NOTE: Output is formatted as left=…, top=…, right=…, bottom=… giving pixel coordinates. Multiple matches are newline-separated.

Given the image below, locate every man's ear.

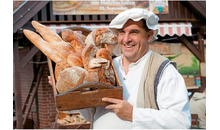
left=147, top=30, right=154, bottom=42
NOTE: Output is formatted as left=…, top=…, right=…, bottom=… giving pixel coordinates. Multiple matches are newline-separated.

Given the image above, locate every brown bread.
left=56, top=66, right=88, bottom=93
left=23, top=29, right=63, bottom=63
left=55, top=59, right=71, bottom=81
left=67, top=53, right=83, bottom=67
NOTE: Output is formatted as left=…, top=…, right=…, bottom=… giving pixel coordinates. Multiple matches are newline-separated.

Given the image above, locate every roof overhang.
left=44, top=22, right=192, bottom=37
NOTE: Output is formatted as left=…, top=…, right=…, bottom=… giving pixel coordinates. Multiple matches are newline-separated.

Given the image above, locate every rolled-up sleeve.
left=132, top=65, right=191, bottom=129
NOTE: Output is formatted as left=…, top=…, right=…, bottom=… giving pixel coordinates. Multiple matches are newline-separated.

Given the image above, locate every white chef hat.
left=109, top=8, right=159, bottom=42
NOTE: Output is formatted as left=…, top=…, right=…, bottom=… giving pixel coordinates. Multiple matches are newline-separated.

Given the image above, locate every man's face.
left=117, top=19, right=152, bottom=62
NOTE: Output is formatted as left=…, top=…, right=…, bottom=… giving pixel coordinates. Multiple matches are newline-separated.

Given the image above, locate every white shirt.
left=79, top=50, right=191, bottom=129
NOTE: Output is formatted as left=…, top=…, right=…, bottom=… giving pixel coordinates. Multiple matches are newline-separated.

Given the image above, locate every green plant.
left=167, top=54, right=180, bottom=60
left=178, top=54, right=200, bottom=76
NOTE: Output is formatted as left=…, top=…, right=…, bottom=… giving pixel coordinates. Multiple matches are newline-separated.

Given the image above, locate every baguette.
left=23, top=29, right=63, bottom=63
left=31, top=20, right=68, bottom=47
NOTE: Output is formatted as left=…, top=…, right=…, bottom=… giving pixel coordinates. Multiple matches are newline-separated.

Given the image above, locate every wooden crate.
left=48, top=27, right=123, bottom=111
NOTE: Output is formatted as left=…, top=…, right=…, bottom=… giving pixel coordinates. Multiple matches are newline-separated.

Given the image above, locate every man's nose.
left=122, top=33, right=131, bottom=43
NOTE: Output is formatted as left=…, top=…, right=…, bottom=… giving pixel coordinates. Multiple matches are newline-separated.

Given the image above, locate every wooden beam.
left=177, top=35, right=203, bottom=62
left=22, top=61, right=46, bottom=126
left=19, top=46, right=39, bottom=71
left=13, top=1, right=49, bottom=33
left=197, top=33, right=205, bottom=62
left=13, top=40, right=23, bottom=129
left=187, top=1, right=206, bottom=18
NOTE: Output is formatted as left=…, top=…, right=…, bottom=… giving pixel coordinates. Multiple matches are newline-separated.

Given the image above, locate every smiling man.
left=79, top=8, right=191, bottom=129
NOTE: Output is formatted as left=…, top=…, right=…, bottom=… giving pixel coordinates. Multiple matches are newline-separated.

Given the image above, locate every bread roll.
left=61, top=29, right=77, bottom=43
left=56, top=66, right=88, bottom=93
left=96, top=48, right=112, bottom=61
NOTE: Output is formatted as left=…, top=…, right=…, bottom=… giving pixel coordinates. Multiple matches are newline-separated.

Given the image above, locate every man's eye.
left=118, top=30, right=125, bottom=34
left=131, top=30, right=139, bottom=34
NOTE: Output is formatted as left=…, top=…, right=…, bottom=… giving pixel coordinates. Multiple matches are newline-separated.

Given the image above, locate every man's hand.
left=48, top=76, right=52, bottom=86
left=102, top=97, right=133, bottom=121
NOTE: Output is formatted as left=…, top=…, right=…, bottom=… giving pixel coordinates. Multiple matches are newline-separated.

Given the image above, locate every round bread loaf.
left=55, top=59, right=71, bottom=81
left=56, top=66, right=88, bottom=93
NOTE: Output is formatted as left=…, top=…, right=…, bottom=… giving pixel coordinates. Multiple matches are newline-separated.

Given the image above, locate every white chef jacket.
left=79, top=50, right=191, bottom=129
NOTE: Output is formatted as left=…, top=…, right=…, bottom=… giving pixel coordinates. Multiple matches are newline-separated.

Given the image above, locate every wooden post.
left=197, top=33, right=206, bottom=92
left=13, top=39, right=23, bottom=129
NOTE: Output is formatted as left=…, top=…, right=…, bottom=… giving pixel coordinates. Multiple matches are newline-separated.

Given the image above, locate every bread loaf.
left=31, top=21, right=69, bottom=47
left=61, top=29, right=86, bottom=42
left=96, top=48, right=116, bottom=86
left=76, top=33, right=86, bottom=42
left=81, top=44, right=98, bottom=70
left=96, top=48, right=112, bottom=61
left=88, top=68, right=99, bottom=82
left=23, top=29, right=63, bottom=63
left=24, top=21, right=118, bottom=90
left=67, top=53, right=83, bottom=67
left=55, top=59, right=71, bottom=81
left=56, top=66, right=88, bottom=93
left=70, top=39, right=85, bottom=55
left=61, top=29, right=77, bottom=43
left=57, top=45, right=75, bottom=59
left=85, top=28, right=117, bottom=48
left=61, top=28, right=86, bottom=55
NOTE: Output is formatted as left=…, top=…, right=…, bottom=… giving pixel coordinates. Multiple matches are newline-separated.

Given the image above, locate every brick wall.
left=16, top=47, right=56, bottom=129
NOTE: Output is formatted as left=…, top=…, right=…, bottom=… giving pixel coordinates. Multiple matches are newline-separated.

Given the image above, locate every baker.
left=78, top=8, right=191, bottom=129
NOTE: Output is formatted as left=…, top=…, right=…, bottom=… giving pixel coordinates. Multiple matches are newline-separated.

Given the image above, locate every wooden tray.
left=47, top=27, right=123, bottom=111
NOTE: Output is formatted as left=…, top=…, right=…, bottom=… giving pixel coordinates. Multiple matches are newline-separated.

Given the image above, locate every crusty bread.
left=95, top=28, right=109, bottom=47
left=55, top=59, right=71, bottom=81
left=96, top=48, right=116, bottom=86
left=57, top=45, right=75, bottom=59
left=88, top=68, right=99, bottom=82
left=56, top=66, right=88, bottom=93
left=61, top=29, right=77, bottom=43
left=31, top=20, right=68, bottom=47
left=76, top=33, right=86, bottom=42
left=24, top=21, right=118, bottom=89
left=81, top=44, right=98, bottom=70
left=70, top=39, right=85, bottom=55
left=23, top=29, right=63, bottom=63
left=85, top=28, right=117, bottom=48
left=96, top=48, right=112, bottom=61
left=61, top=28, right=85, bottom=55
left=67, top=53, right=83, bottom=67
left=61, top=29, right=86, bottom=42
